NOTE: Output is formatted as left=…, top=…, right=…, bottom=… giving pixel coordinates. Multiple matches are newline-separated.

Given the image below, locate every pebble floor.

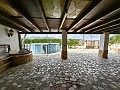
left=0, top=49, right=120, bottom=90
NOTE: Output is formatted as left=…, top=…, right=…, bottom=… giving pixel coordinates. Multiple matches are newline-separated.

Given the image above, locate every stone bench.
left=0, top=57, right=12, bottom=72
left=0, top=53, right=33, bottom=72
left=10, top=53, right=33, bottom=66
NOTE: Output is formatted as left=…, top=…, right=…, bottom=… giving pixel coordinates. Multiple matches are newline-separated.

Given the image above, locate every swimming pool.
left=30, top=43, right=60, bottom=54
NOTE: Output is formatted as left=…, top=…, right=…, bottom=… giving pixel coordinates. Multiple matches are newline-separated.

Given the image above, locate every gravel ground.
left=0, top=49, right=120, bottom=90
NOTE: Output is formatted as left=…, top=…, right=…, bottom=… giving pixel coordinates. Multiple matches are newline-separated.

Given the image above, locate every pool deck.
left=0, top=49, right=120, bottom=90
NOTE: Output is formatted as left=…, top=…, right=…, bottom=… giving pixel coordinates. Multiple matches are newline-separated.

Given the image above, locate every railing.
left=22, top=44, right=31, bottom=51
left=22, top=43, right=60, bottom=54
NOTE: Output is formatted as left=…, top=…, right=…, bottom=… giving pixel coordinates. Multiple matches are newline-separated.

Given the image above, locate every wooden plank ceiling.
left=0, top=0, right=120, bottom=34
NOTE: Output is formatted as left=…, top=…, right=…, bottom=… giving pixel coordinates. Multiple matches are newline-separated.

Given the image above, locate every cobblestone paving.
left=0, top=49, right=120, bottom=90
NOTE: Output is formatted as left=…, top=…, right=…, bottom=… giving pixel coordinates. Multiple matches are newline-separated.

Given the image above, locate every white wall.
left=0, top=24, right=19, bottom=52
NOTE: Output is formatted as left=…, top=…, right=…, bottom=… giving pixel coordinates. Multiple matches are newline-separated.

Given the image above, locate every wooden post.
left=61, top=30, right=67, bottom=59
left=18, top=32, right=22, bottom=50
left=98, top=32, right=109, bottom=59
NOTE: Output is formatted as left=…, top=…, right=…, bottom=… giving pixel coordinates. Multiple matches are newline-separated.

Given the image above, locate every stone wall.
left=0, top=24, right=19, bottom=52
left=0, top=24, right=20, bottom=59
left=11, top=53, right=33, bottom=66
left=0, top=57, right=12, bottom=72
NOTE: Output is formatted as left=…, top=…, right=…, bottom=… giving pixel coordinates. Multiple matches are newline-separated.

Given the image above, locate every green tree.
left=68, top=39, right=80, bottom=48
left=24, top=39, right=31, bottom=44
left=110, top=35, right=120, bottom=44
left=24, top=38, right=61, bottom=44
left=23, top=38, right=81, bottom=49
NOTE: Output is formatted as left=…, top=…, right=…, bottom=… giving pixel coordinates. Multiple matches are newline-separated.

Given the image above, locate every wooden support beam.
left=6, top=0, right=42, bottom=32
left=19, top=32, right=103, bottom=34
left=61, top=30, right=67, bottom=59
left=109, top=27, right=120, bottom=34
left=18, top=32, right=22, bottom=50
left=0, top=20, right=26, bottom=32
left=86, top=18, right=120, bottom=33
left=58, top=0, right=72, bottom=32
left=36, top=0, right=51, bottom=32
left=93, top=23, right=120, bottom=33
left=77, top=8, right=120, bottom=33
left=72, top=0, right=120, bottom=32
left=0, top=11, right=32, bottom=32
left=0, top=13, right=28, bottom=32
left=102, top=27, right=120, bottom=33
left=67, top=0, right=101, bottom=32
left=98, top=32, right=109, bottom=59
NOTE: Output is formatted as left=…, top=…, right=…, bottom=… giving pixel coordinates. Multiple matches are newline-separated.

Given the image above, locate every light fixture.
left=8, top=29, right=14, bottom=37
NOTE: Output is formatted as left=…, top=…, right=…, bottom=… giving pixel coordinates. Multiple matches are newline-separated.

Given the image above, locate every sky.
left=21, top=34, right=115, bottom=40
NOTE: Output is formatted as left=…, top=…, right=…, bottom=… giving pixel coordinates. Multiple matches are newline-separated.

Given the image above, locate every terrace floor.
left=0, top=49, right=120, bottom=90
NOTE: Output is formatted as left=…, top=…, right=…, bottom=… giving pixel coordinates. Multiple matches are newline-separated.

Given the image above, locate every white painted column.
left=98, top=32, right=109, bottom=59
left=61, top=30, right=67, bottom=59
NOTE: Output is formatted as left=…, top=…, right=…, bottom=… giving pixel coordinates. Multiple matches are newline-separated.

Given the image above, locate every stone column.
left=61, top=30, right=67, bottom=59
left=98, top=32, right=109, bottom=59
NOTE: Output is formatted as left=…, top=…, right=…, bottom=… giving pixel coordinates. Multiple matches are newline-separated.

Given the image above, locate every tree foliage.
left=68, top=39, right=80, bottom=48
left=23, top=38, right=81, bottom=48
left=110, top=35, right=120, bottom=44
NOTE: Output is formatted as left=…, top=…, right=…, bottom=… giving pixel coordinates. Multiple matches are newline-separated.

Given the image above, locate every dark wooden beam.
left=111, top=32, right=120, bottom=34
left=73, top=0, right=120, bottom=32
left=67, top=0, right=101, bottom=31
left=0, top=13, right=29, bottom=32
left=58, top=0, right=72, bottom=32
left=93, top=23, right=120, bottom=33
left=36, top=0, right=51, bottom=32
left=109, top=28, right=120, bottom=34
left=0, top=18, right=27, bottom=32
left=0, top=11, right=33, bottom=32
left=86, top=18, right=120, bottom=33
left=18, top=32, right=22, bottom=50
left=77, top=8, right=120, bottom=33
left=87, top=25, right=120, bottom=34
left=6, top=0, right=42, bottom=32
left=104, top=27, right=120, bottom=33
left=19, top=32, right=102, bottom=34
left=100, top=27, right=120, bottom=33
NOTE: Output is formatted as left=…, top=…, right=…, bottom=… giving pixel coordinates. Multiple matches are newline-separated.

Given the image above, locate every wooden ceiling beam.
left=6, top=0, right=42, bottom=32
left=101, top=26, right=120, bottom=33
left=67, top=0, right=101, bottom=32
left=103, top=27, right=120, bottom=33
left=109, top=28, right=120, bottom=34
left=86, top=18, right=120, bottom=33
left=93, top=23, right=120, bottom=33
left=36, top=0, right=51, bottom=32
left=0, top=11, right=29, bottom=32
left=85, top=24, right=120, bottom=34
left=0, top=18, right=27, bottom=32
left=19, top=32, right=102, bottom=34
left=0, top=11, right=33, bottom=32
left=77, top=8, right=120, bottom=33
left=58, top=0, right=72, bottom=32
left=72, top=0, right=120, bottom=32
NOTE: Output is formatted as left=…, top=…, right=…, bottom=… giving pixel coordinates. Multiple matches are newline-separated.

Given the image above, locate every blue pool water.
left=30, top=43, right=60, bottom=54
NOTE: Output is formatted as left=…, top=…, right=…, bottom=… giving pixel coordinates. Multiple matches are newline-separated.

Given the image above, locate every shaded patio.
left=0, top=0, right=120, bottom=90
left=0, top=49, right=120, bottom=90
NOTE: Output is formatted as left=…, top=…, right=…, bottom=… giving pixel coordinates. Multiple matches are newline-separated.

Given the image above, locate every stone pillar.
left=98, top=32, right=109, bottom=59
left=61, top=30, right=67, bottom=59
